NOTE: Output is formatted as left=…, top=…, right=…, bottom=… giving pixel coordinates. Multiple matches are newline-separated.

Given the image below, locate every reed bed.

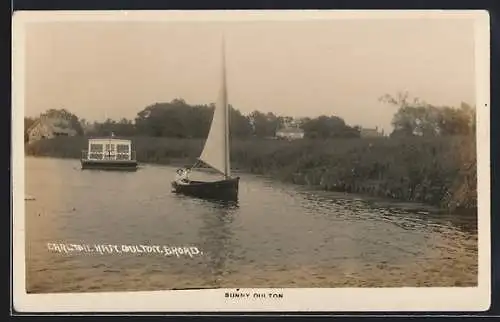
left=25, top=135, right=477, bottom=214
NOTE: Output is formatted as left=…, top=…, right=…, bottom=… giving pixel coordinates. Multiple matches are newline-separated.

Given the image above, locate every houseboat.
left=81, top=136, right=138, bottom=171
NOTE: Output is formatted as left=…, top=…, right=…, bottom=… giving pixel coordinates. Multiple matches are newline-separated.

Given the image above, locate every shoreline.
left=24, top=134, right=477, bottom=218
left=29, top=154, right=478, bottom=228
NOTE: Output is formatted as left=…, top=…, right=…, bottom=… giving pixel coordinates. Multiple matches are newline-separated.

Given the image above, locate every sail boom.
left=195, top=158, right=226, bottom=176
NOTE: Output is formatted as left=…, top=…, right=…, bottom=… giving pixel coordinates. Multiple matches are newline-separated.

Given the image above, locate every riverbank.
left=25, top=135, right=477, bottom=214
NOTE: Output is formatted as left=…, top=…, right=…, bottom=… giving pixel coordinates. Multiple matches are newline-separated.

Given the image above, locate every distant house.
left=360, top=126, right=384, bottom=138
left=27, top=115, right=77, bottom=143
left=276, top=127, right=305, bottom=140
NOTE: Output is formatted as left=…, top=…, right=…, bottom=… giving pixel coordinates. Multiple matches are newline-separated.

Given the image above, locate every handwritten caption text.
left=47, top=243, right=203, bottom=257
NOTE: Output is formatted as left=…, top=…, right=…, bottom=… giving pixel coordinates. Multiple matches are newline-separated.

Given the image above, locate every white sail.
left=198, top=38, right=230, bottom=177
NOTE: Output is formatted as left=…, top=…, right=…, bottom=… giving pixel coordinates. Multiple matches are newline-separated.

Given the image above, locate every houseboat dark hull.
left=81, top=159, right=138, bottom=171
left=171, top=177, right=239, bottom=202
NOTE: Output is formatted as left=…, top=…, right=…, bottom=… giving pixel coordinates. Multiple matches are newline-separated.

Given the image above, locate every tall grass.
left=25, top=135, right=477, bottom=213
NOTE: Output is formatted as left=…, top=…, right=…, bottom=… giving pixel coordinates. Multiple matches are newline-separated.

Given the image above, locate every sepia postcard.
left=12, top=10, right=490, bottom=313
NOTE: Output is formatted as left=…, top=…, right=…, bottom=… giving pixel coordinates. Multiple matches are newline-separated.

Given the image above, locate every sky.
left=22, top=12, right=477, bottom=133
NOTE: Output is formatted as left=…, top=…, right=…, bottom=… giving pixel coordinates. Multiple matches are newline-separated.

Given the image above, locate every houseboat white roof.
left=276, top=127, right=304, bottom=133
left=88, top=137, right=133, bottom=144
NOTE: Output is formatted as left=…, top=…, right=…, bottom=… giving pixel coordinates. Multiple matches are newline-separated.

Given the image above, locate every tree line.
left=24, top=93, right=475, bottom=142
left=84, top=98, right=363, bottom=139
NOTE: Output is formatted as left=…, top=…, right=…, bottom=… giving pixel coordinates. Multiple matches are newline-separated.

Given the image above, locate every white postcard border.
left=12, top=10, right=491, bottom=313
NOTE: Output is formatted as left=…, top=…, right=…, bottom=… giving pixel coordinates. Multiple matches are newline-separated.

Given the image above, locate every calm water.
left=24, top=157, right=478, bottom=293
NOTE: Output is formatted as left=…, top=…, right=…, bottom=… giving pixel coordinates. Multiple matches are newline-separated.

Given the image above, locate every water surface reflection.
left=24, top=157, right=478, bottom=292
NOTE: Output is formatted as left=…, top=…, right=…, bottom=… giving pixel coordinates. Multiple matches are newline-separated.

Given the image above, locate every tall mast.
left=222, top=36, right=230, bottom=178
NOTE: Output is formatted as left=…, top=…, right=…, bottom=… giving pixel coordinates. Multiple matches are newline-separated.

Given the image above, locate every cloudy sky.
left=21, top=11, right=477, bottom=133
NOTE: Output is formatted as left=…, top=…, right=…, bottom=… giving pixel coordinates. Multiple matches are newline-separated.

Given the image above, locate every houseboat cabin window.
left=116, top=144, right=129, bottom=153
left=89, top=143, right=104, bottom=160
left=116, top=144, right=131, bottom=160
left=86, top=140, right=133, bottom=161
left=90, top=144, right=103, bottom=152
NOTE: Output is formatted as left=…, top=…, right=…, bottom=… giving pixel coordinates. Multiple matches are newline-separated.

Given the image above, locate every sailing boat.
left=171, top=39, right=240, bottom=202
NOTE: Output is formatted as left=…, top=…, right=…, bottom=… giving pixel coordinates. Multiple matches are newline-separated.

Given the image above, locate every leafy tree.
left=229, top=105, right=253, bottom=138
left=90, top=118, right=136, bottom=137
left=43, top=108, right=84, bottom=135
left=301, top=115, right=360, bottom=139
left=134, top=99, right=253, bottom=139
left=248, top=110, right=278, bottom=137
left=380, top=92, right=475, bottom=137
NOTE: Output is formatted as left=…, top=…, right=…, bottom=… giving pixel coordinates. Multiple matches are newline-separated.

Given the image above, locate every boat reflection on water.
left=196, top=199, right=239, bottom=287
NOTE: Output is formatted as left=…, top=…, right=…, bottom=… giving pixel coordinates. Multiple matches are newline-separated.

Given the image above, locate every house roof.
left=27, top=116, right=77, bottom=135
left=276, top=127, right=304, bottom=134
left=360, top=128, right=378, bottom=133
left=26, top=119, right=41, bottom=133
left=360, top=128, right=383, bottom=134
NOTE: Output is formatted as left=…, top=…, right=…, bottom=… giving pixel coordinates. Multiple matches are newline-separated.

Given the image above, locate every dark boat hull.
left=81, top=159, right=138, bottom=171
left=171, top=177, right=240, bottom=202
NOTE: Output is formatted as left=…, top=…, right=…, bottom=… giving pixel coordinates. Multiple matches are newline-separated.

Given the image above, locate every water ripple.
left=24, top=157, right=478, bottom=292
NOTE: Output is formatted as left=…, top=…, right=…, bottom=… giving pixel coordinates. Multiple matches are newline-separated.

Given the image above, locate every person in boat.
left=175, top=168, right=191, bottom=183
